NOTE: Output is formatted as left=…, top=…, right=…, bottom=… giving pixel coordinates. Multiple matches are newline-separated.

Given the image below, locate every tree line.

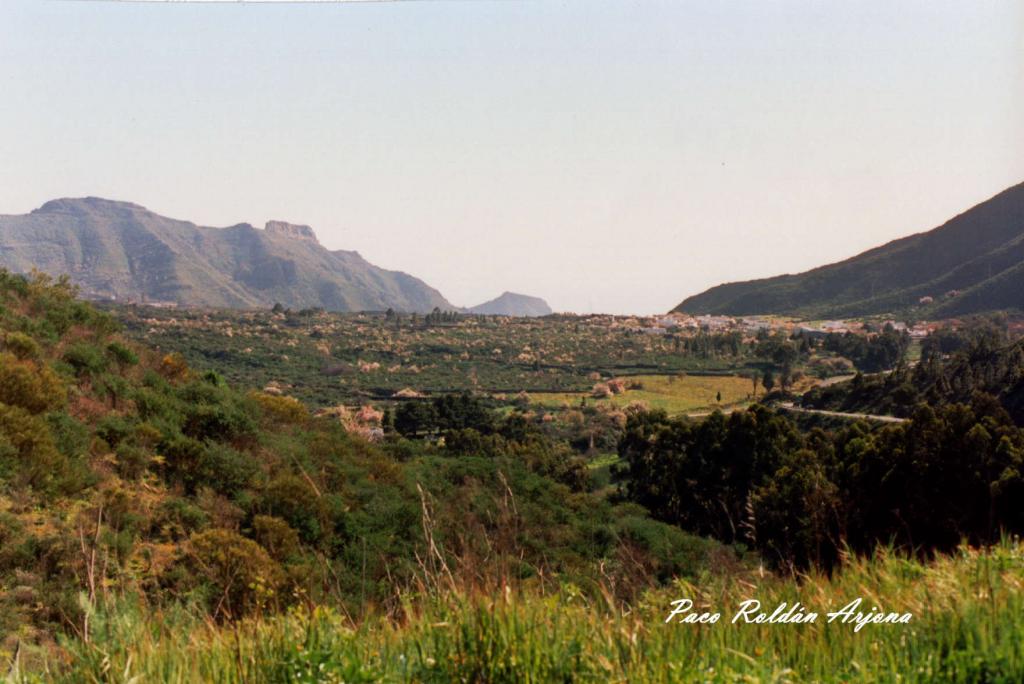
left=614, top=397, right=1024, bottom=571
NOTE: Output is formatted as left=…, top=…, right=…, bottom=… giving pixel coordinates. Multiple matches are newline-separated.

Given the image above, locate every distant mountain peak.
left=466, top=291, right=552, bottom=317
left=264, top=220, right=318, bottom=244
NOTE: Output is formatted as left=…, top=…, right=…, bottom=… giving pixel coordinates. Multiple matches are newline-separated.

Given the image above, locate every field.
left=110, top=305, right=754, bottom=407
left=37, top=540, right=1024, bottom=683
left=530, top=373, right=754, bottom=416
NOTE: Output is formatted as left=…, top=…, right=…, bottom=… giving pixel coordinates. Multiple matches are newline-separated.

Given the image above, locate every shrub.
left=106, top=341, right=139, bottom=367
left=151, top=498, right=209, bottom=541
left=198, top=443, right=261, bottom=496
left=252, top=515, right=301, bottom=562
left=0, top=403, right=65, bottom=490
left=183, top=402, right=256, bottom=444
left=158, top=353, right=190, bottom=383
left=185, top=529, right=284, bottom=619
left=262, top=475, right=328, bottom=545
left=132, top=386, right=180, bottom=422
left=62, top=343, right=109, bottom=378
left=95, top=414, right=135, bottom=450
left=116, top=442, right=151, bottom=480
left=202, top=370, right=226, bottom=387
left=251, top=392, right=307, bottom=426
left=0, top=353, right=66, bottom=414
left=160, top=435, right=206, bottom=492
left=3, top=331, right=40, bottom=360
left=46, top=411, right=90, bottom=459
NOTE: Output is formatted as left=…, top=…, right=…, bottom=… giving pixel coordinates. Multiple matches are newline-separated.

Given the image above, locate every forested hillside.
left=803, top=320, right=1024, bottom=424
left=0, top=270, right=718, bottom=674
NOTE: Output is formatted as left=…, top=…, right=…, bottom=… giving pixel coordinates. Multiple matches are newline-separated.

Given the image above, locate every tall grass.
left=11, top=541, right=1024, bottom=683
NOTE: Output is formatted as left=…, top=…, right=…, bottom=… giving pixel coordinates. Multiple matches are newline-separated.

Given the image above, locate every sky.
left=1, top=1, right=1022, bottom=315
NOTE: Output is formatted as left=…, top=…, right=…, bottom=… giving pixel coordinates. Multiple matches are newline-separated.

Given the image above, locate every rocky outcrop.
left=264, top=220, right=318, bottom=243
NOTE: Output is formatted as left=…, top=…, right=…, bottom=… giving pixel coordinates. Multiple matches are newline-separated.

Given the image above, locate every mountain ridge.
left=0, top=197, right=455, bottom=313
left=673, top=182, right=1024, bottom=318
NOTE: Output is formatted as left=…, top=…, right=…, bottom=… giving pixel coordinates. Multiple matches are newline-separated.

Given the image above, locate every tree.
left=394, top=400, right=439, bottom=437
left=762, top=369, right=775, bottom=393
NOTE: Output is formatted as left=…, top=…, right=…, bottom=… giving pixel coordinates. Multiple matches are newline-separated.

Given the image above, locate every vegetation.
left=16, top=540, right=1024, bottom=682
left=820, top=325, right=910, bottom=373
left=616, top=400, right=1024, bottom=571
left=111, top=305, right=764, bottom=407
left=529, top=373, right=753, bottom=416
left=2, top=270, right=1024, bottom=680
left=804, top=317, right=1024, bottom=424
left=0, top=271, right=719, bottom=675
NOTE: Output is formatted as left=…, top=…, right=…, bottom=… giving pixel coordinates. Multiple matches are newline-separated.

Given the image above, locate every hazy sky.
left=1, top=1, right=1022, bottom=314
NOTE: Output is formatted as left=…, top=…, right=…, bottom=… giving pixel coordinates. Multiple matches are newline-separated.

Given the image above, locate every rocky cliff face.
left=0, top=197, right=456, bottom=313
left=264, top=220, right=319, bottom=243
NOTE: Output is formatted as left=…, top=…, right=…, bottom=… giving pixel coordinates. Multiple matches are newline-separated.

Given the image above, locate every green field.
left=530, top=373, right=754, bottom=415
left=110, top=306, right=751, bottom=407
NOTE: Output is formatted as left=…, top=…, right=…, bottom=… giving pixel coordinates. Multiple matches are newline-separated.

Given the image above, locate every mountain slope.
left=674, top=182, right=1024, bottom=318
left=0, top=197, right=456, bottom=312
left=466, top=291, right=552, bottom=316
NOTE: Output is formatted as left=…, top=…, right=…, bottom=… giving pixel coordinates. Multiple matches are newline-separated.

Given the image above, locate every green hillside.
left=674, top=182, right=1024, bottom=318
left=3, top=270, right=1024, bottom=680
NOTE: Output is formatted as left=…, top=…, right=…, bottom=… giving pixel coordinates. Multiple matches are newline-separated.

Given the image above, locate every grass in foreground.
left=15, top=540, right=1024, bottom=683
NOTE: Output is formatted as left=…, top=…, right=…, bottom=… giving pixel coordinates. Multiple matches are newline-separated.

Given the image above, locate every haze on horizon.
left=1, top=1, right=1022, bottom=315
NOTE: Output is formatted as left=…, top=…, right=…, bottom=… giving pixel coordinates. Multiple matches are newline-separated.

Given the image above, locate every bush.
left=251, top=392, right=307, bottom=426
left=95, top=414, right=135, bottom=449
left=132, top=386, right=180, bottom=422
left=198, top=443, right=261, bottom=496
left=4, top=331, right=40, bottom=360
left=252, top=515, right=301, bottom=562
left=46, top=411, right=90, bottom=459
left=116, top=442, right=151, bottom=480
left=158, top=353, right=190, bottom=382
left=0, top=353, right=66, bottom=414
left=160, top=435, right=205, bottom=492
left=0, top=403, right=65, bottom=490
left=106, top=341, right=139, bottom=367
left=183, top=402, right=257, bottom=444
left=185, top=529, right=284, bottom=619
left=262, top=475, right=328, bottom=545
left=62, top=343, right=109, bottom=378
left=152, top=498, right=209, bottom=541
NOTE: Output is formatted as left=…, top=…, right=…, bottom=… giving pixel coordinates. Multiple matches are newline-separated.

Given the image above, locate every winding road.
left=776, top=402, right=907, bottom=423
